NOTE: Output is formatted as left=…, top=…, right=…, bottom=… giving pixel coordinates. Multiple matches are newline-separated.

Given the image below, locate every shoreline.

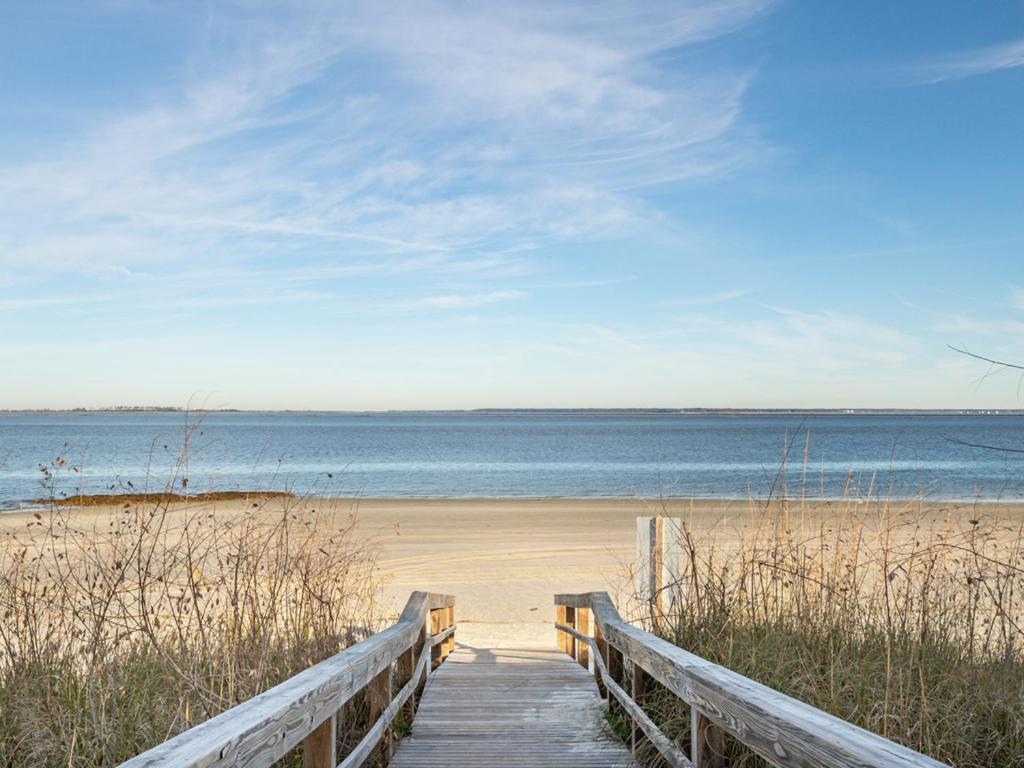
left=5, top=408, right=1024, bottom=414
left=5, top=492, right=1024, bottom=514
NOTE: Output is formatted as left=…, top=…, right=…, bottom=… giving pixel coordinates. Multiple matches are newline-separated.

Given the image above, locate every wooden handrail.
left=120, top=591, right=456, bottom=768
left=555, top=592, right=950, bottom=768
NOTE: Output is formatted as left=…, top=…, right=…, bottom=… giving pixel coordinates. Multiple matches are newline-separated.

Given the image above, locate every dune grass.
left=0, top=463, right=380, bottom=767
left=631, top=494, right=1024, bottom=767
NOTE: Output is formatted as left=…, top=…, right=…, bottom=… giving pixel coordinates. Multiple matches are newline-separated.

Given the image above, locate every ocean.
left=0, top=411, right=1022, bottom=507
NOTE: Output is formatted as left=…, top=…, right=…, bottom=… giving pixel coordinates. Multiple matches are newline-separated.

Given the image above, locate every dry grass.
left=0, top=459, right=380, bottom=767
left=631, top=494, right=1024, bottom=767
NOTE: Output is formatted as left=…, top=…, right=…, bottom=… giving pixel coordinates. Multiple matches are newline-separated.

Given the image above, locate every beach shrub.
left=631, top=495, right=1024, bottom=767
left=0, top=475, right=380, bottom=767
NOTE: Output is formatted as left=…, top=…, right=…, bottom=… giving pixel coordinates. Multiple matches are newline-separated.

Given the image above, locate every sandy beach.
left=3, top=495, right=1015, bottom=648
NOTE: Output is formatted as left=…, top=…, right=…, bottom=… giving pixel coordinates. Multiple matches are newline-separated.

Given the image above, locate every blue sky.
left=1, top=1, right=1022, bottom=409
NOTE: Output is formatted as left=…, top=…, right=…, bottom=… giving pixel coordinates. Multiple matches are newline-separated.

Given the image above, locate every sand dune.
left=2, top=495, right=1011, bottom=648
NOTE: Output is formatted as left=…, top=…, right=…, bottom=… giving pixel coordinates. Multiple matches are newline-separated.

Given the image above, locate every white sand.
left=3, top=496, right=1008, bottom=648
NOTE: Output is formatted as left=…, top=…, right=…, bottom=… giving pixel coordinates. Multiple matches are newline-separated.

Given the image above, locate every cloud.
left=666, top=289, right=749, bottom=307
left=1, top=0, right=771, bottom=294
left=934, top=312, right=1024, bottom=338
left=903, top=37, right=1024, bottom=84
left=1011, top=284, right=1024, bottom=311
left=407, top=290, right=528, bottom=310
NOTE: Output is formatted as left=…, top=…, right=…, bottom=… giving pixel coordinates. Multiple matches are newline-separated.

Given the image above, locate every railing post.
left=416, top=611, right=430, bottom=701
left=397, top=641, right=416, bottom=723
left=369, top=664, right=393, bottom=762
left=565, top=606, right=577, bottom=660
left=576, top=607, right=590, bottom=669
left=593, top=620, right=607, bottom=698
left=430, top=608, right=442, bottom=668
left=443, top=605, right=455, bottom=660
left=446, top=605, right=456, bottom=658
left=691, top=708, right=727, bottom=768
left=556, top=604, right=567, bottom=651
left=630, top=659, right=648, bottom=756
left=302, top=713, right=336, bottom=768
left=607, top=643, right=624, bottom=716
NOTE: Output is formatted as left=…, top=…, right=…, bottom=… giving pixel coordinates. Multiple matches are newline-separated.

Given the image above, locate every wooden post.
left=593, top=621, right=607, bottom=697
left=607, top=644, right=624, bottom=716
left=416, top=612, right=430, bottom=702
left=430, top=608, right=442, bottom=668
left=302, top=713, right=336, bottom=768
left=565, top=606, right=577, bottom=660
left=444, top=606, right=455, bottom=659
left=397, top=642, right=415, bottom=723
left=369, top=665, right=393, bottom=762
left=630, top=660, right=648, bottom=756
left=576, top=607, right=590, bottom=669
left=636, top=516, right=682, bottom=631
left=556, top=604, right=567, bottom=652
left=691, top=708, right=727, bottom=768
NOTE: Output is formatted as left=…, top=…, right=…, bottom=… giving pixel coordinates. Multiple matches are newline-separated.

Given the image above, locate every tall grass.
left=632, top=493, right=1024, bottom=767
left=0, top=458, right=380, bottom=767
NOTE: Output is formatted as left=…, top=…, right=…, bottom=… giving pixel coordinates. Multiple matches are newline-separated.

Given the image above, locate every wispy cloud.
left=934, top=312, right=1024, bottom=338
left=665, top=289, right=749, bottom=307
left=1, top=1, right=771, bottom=295
left=1011, top=284, right=1024, bottom=311
left=903, top=37, right=1024, bottom=84
left=406, top=290, right=528, bottom=310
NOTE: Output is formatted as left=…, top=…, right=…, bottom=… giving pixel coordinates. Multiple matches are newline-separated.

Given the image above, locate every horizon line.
left=2, top=407, right=1023, bottom=415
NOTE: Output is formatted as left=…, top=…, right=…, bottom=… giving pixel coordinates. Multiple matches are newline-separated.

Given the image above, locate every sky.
left=0, top=1, right=1022, bottom=410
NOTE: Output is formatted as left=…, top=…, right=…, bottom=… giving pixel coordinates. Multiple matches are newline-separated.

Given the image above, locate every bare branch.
left=948, top=345, right=1024, bottom=371
left=942, top=435, right=1024, bottom=454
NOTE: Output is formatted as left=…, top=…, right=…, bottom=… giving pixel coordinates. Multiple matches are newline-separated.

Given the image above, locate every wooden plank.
left=430, top=623, right=456, bottom=648
left=662, top=517, right=683, bottom=618
left=630, top=659, right=645, bottom=756
left=592, top=645, right=691, bottom=768
left=119, top=591, right=453, bottom=768
left=566, top=606, right=577, bottom=661
left=577, top=607, right=591, bottom=669
left=397, top=645, right=415, bottom=725
left=443, top=606, right=455, bottom=659
left=594, top=622, right=608, bottom=698
left=368, top=664, right=393, bottom=762
left=430, top=609, right=442, bottom=668
left=301, top=713, right=335, bottom=768
left=556, top=593, right=950, bottom=768
left=692, top=708, right=726, bottom=768
left=339, top=638, right=430, bottom=768
left=390, top=646, right=633, bottom=768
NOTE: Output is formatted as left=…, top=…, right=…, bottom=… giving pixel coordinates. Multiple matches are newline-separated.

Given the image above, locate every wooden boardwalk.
left=390, top=645, right=634, bottom=768
left=120, top=590, right=949, bottom=768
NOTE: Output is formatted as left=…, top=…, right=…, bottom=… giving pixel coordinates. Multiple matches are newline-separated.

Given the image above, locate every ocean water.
left=0, top=411, right=1022, bottom=506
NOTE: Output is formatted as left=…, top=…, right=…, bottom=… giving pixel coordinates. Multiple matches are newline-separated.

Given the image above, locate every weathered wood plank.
left=692, top=707, right=726, bottom=768
left=301, top=713, right=335, bottom=768
left=390, top=646, right=634, bottom=768
left=555, top=593, right=949, bottom=768
left=592, top=643, right=692, bottom=768
left=368, top=663, right=393, bottom=762
left=119, top=591, right=453, bottom=768
left=339, top=638, right=431, bottom=768
left=577, top=607, right=591, bottom=670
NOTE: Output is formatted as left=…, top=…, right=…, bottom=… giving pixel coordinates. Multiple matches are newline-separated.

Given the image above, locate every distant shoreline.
left=6, top=492, right=1024, bottom=514
left=3, top=408, right=1024, bottom=415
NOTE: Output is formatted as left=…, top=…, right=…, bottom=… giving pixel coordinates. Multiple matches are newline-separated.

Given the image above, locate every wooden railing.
left=121, top=592, right=455, bottom=768
left=555, top=592, right=949, bottom=768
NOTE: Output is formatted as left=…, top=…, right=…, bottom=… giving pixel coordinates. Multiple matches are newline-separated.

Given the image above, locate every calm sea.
left=0, top=411, right=1022, bottom=507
